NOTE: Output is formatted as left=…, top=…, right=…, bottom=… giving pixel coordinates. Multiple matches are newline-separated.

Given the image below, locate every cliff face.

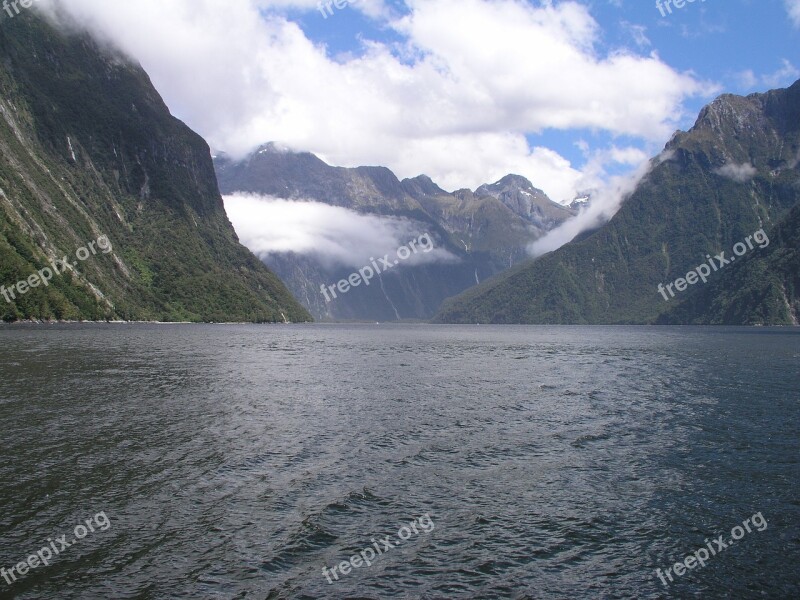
left=0, top=13, right=310, bottom=322
left=435, top=81, right=800, bottom=324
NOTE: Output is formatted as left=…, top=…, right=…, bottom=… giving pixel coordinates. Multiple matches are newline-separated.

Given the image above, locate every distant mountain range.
left=215, top=147, right=573, bottom=320
left=0, top=14, right=310, bottom=322
left=436, top=81, right=800, bottom=325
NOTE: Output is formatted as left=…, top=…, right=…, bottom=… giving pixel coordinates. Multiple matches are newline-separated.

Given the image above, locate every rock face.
left=475, top=175, right=573, bottom=231
left=435, top=80, right=800, bottom=325
left=0, top=13, right=310, bottom=322
left=215, top=147, right=574, bottom=321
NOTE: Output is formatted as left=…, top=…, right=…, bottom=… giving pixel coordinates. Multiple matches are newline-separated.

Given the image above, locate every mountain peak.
left=474, top=174, right=573, bottom=226
left=401, top=174, right=447, bottom=198
left=255, top=141, right=294, bottom=154
left=476, top=174, right=540, bottom=196
left=689, top=79, right=800, bottom=142
left=0, top=15, right=310, bottom=323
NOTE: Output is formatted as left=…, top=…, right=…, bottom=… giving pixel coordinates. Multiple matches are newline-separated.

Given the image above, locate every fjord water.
left=0, top=325, right=797, bottom=599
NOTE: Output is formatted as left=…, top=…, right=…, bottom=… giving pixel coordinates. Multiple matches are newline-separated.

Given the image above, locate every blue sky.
left=47, top=0, right=800, bottom=202
left=295, top=0, right=799, bottom=172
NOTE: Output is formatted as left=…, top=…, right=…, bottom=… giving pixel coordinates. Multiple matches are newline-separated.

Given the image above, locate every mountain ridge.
left=215, top=147, right=574, bottom=321
left=435, top=80, right=800, bottom=325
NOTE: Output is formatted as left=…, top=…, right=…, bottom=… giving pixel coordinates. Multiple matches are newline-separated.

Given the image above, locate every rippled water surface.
left=0, top=324, right=798, bottom=599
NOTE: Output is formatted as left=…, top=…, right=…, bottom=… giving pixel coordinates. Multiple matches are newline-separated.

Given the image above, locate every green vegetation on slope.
left=659, top=203, right=800, bottom=325
left=0, top=13, right=310, bottom=322
left=435, top=81, right=800, bottom=325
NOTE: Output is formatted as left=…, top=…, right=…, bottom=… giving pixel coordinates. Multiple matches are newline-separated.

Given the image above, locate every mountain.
left=475, top=174, right=572, bottom=230
left=0, top=13, right=310, bottom=322
left=214, top=146, right=573, bottom=321
left=569, top=195, right=591, bottom=211
left=658, top=202, right=799, bottom=325
left=435, top=81, right=800, bottom=324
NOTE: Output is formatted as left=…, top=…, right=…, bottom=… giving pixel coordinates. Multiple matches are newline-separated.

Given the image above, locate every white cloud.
left=385, top=132, right=585, bottom=202
left=620, top=21, right=651, bottom=48
left=714, top=162, right=758, bottom=183
left=761, top=59, right=800, bottom=88
left=734, top=59, right=799, bottom=91
left=735, top=69, right=760, bottom=90
left=35, top=0, right=715, bottom=203
left=786, top=0, right=800, bottom=27
left=223, top=193, right=457, bottom=267
left=528, top=152, right=655, bottom=257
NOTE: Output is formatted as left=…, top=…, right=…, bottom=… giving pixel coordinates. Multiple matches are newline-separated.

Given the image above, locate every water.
left=0, top=324, right=798, bottom=599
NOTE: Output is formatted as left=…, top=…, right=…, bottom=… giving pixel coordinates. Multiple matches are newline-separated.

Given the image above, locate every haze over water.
left=0, top=324, right=798, bottom=598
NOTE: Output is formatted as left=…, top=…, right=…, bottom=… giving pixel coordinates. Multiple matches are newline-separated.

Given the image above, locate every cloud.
left=389, top=133, right=586, bottom=203
left=620, top=21, right=651, bottom=48
left=761, top=59, right=800, bottom=88
left=786, top=0, right=800, bottom=27
left=737, top=59, right=800, bottom=91
left=34, top=0, right=714, bottom=203
left=222, top=193, right=457, bottom=267
left=735, top=70, right=759, bottom=90
left=714, top=162, right=758, bottom=183
left=527, top=152, right=655, bottom=258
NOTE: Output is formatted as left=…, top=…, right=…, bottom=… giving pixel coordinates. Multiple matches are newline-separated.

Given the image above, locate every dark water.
left=0, top=324, right=798, bottom=599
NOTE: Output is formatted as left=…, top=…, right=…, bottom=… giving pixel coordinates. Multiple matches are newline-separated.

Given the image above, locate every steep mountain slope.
left=215, top=146, right=573, bottom=320
left=436, top=81, right=800, bottom=324
left=659, top=202, right=800, bottom=325
left=0, top=13, right=310, bottom=322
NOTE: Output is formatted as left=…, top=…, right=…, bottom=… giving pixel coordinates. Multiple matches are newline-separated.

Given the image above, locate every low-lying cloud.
left=714, top=162, right=758, bottom=183
left=527, top=151, right=674, bottom=258
left=223, top=193, right=457, bottom=268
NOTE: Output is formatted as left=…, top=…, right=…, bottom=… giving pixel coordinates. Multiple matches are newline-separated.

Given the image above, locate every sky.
left=33, top=0, right=800, bottom=207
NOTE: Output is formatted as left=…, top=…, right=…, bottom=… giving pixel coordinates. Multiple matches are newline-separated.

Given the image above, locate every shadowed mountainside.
left=0, top=13, right=310, bottom=322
